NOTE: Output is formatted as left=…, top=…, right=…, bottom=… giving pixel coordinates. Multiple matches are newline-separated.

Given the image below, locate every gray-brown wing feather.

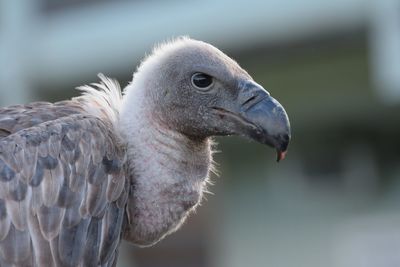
left=0, top=110, right=127, bottom=267
left=0, top=101, right=85, bottom=139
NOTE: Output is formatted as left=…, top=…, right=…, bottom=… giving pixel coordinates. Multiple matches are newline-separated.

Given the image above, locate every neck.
left=119, top=83, right=212, bottom=246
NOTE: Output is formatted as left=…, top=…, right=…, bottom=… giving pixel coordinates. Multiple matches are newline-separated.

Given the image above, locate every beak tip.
left=276, top=150, right=287, bottom=162
left=275, top=133, right=290, bottom=162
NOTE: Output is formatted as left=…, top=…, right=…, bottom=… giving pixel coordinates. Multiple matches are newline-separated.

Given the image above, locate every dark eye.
left=191, top=73, right=214, bottom=90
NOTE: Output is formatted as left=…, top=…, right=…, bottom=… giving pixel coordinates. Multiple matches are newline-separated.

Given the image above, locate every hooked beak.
left=212, top=80, right=291, bottom=161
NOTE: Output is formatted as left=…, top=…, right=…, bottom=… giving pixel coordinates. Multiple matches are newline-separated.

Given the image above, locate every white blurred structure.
left=333, top=214, right=400, bottom=267
left=369, top=0, right=400, bottom=103
left=1, top=0, right=368, bottom=105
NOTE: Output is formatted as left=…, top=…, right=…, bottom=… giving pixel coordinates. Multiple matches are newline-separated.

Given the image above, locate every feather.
left=41, top=167, right=62, bottom=207
left=22, top=145, right=38, bottom=182
left=6, top=196, right=29, bottom=231
left=27, top=210, right=55, bottom=267
left=37, top=205, right=65, bottom=241
left=0, top=158, right=15, bottom=182
left=0, top=199, right=11, bottom=241
left=64, top=201, right=83, bottom=228
left=83, top=218, right=102, bottom=267
left=69, top=164, right=86, bottom=193
left=0, top=224, right=32, bottom=264
left=47, top=126, right=62, bottom=159
left=57, top=172, right=77, bottom=208
left=0, top=144, right=20, bottom=173
left=102, top=156, right=120, bottom=174
left=86, top=182, right=108, bottom=217
left=106, top=174, right=125, bottom=202
left=30, top=187, right=43, bottom=215
left=88, top=158, right=107, bottom=185
left=58, top=218, right=90, bottom=267
left=99, top=202, right=124, bottom=264
left=49, top=236, right=63, bottom=267
left=30, top=159, right=45, bottom=187
left=0, top=199, right=7, bottom=221
left=8, top=178, right=28, bottom=202
left=116, top=186, right=128, bottom=210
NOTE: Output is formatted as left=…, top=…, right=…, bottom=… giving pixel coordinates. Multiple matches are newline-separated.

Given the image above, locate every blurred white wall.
left=1, top=0, right=368, bottom=105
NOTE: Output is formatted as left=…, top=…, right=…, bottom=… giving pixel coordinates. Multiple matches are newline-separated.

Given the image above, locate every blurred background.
left=1, top=0, right=400, bottom=266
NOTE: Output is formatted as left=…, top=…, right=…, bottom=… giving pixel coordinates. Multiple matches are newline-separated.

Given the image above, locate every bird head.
left=128, top=37, right=291, bottom=161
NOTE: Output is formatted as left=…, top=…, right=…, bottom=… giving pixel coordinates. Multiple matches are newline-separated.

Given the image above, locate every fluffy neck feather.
left=74, top=73, right=123, bottom=127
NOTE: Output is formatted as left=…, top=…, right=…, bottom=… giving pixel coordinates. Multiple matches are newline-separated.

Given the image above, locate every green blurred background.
left=1, top=0, right=400, bottom=266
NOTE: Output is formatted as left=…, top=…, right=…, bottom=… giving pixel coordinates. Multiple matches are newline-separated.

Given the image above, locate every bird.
left=0, top=37, right=290, bottom=267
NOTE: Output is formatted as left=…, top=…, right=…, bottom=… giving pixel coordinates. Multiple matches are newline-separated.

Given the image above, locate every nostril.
left=241, top=94, right=269, bottom=111
left=241, top=95, right=257, bottom=107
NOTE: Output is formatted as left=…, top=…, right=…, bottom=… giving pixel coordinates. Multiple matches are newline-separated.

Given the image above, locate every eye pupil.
left=192, top=73, right=213, bottom=89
